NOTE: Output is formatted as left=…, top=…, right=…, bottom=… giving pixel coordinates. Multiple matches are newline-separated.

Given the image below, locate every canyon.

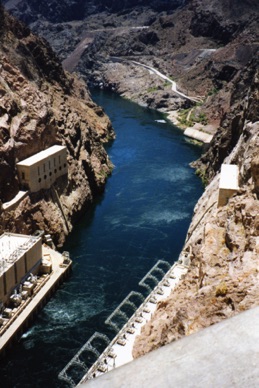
left=0, top=4, right=115, bottom=247
left=1, top=0, right=259, bottom=372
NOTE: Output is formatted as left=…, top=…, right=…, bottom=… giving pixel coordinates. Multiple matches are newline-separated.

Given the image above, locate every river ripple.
left=0, top=90, right=203, bottom=387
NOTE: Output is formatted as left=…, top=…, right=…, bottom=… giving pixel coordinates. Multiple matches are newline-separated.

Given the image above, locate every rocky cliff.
left=6, top=0, right=257, bottom=136
left=3, top=0, right=186, bottom=23
left=2, top=0, right=259, bottom=360
left=133, top=58, right=259, bottom=357
left=0, top=5, right=114, bottom=247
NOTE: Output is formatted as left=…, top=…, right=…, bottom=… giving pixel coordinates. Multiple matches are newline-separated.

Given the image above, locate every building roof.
left=16, top=145, right=66, bottom=167
left=219, top=164, right=239, bottom=190
left=0, top=233, right=40, bottom=276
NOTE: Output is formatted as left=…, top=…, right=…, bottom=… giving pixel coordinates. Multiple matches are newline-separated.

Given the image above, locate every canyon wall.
left=133, top=58, right=259, bottom=357
left=3, top=0, right=187, bottom=23
left=2, top=0, right=259, bottom=358
left=6, top=0, right=256, bottom=134
left=0, top=5, right=115, bottom=247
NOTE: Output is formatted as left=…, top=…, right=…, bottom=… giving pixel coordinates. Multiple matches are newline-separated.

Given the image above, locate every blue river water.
left=0, top=90, right=203, bottom=387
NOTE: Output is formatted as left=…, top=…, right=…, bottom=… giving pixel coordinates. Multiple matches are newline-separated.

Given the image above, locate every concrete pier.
left=0, top=246, right=72, bottom=356
left=184, top=127, right=213, bottom=144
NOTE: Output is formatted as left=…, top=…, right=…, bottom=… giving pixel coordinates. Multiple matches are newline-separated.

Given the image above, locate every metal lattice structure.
left=58, top=332, right=110, bottom=386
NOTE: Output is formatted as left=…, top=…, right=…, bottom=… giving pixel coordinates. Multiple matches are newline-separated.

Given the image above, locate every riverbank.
left=0, top=88, right=204, bottom=387
left=165, top=110, right=215, bottom=144
left=133, top=115, right=259, bottom=359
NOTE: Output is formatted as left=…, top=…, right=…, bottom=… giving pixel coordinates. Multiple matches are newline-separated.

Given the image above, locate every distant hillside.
left=2, top=0, right=186, bottom=23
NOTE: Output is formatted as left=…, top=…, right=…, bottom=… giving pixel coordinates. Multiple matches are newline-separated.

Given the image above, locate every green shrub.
left=215, top=282, right=228, bottom=297
left=195, top=168, right=208, bottom=186
left=147, top=86, right=158, bottom=93
left=196, top=112, right=208, bottom=125
left=208, top=87, right=219, bottom=96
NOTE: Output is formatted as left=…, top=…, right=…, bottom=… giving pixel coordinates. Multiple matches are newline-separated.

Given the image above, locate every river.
left=0, top=90, right=203, bottom=387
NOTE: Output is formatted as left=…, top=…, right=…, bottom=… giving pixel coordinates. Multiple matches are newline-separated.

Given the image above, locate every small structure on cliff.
left=218, top=164, right=239, bottom=207
left=16, top=145, right=67, bottom=192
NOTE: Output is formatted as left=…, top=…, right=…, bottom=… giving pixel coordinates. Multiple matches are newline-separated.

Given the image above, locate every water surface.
left=0, top=90, right=203, bottom=387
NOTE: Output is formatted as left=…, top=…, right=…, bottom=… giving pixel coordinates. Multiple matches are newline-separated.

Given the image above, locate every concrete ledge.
left=82, top=307, right=259, bottom=387
left=2, top=190, right=28, bottom=211
left=184, top=127, right=213, bottom=144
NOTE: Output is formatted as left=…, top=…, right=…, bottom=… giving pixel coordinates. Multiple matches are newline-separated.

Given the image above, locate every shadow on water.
left=0, top=89, right=203, bottom=388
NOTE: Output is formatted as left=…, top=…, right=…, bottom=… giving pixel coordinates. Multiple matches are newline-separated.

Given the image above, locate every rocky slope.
left=0, top=5, right=114, bottom=247
left=3, top=0, right=186, bottom=24
left=2, top=0, right=259, bottom=361
left=133, top=59, right=259, bottom=357
left=5, top=0, right=257, bottom=135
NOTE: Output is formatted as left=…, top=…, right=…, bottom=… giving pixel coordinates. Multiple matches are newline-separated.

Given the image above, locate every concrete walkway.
left=82, top=306, right=259, bottom=387
left=2, top=190, right=28, bottom=211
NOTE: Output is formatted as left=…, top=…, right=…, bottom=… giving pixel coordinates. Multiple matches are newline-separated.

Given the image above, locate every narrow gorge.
left=0, top=4, right=115, bottom=247
left=0, top=0, right=258, bottom=385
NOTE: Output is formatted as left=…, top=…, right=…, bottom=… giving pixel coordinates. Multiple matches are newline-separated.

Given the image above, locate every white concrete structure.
left=82, top=307, right=259, bottom=388
left=218, top=164, right=239, bottom=207
left=0, top=233, right=42, bottom=303
left=73, top=263, right=188, bottom=386
left=2, top=191, right=28, bottom=211
left=16, top=145, right=67, bottom=192
left=184, top=127, right=213, bottom=144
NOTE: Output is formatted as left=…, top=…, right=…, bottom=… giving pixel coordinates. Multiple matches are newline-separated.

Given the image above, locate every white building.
left=218, top=164, right=239, bottom=207
left=16, top=145, right=67, bottom=192
left=0, top=233, right=42, bottom=304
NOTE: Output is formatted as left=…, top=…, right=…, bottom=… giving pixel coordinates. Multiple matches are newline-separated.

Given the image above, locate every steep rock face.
left=4, top=0, right=257, bottom=126
left=194, top=55, right=259, bottom=180
left=133, top=64, right=259, bottom=357
left=3, top=0, right=259, bottom=358
left=3, top=0, right=186, bottom=23
left=13, top=0, right=255, bottom=129
left=0, top=5, right=114, bottom=246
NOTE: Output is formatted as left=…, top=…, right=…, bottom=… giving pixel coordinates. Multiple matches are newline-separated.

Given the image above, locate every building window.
left=44, top=175, right=47, bottom=180
left=38, top=166, right=40, bottom=176
left=64, top=163, right=67, bottom=168
left=49, top=172, right=52, bottom=176
left=38, top=178, right=41, bottom=183
left=43, top=163, right=46, bottom=172
left=54, top=169, right=57, bottom=174
left=22, top=172, right=25, bottom=180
